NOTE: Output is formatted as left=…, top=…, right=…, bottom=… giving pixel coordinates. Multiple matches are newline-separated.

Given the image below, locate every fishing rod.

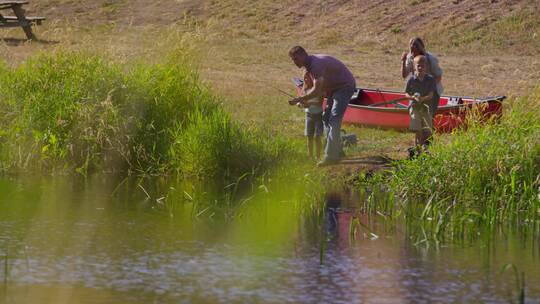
left=271, top=86, right=296, bottom=99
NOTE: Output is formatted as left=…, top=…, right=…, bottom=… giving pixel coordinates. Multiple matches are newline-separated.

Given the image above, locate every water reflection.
left=319, top=190, right=409, bottom=303
left=0, top=177, right=538, bottom=303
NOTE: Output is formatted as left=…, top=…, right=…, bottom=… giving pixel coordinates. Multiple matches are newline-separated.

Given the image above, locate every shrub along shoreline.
left=375, top=86, right=540, bottom=241
left=0, top=51, right=296, bottom=181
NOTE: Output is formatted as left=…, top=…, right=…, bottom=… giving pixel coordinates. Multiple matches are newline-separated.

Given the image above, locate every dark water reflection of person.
left=320, top=191, right=409, bottom=302
left=324, top=191, right=341, bottom=237
left=311, top=191, right=357, bottom=303
left=324, top=190, right=356, bottom=248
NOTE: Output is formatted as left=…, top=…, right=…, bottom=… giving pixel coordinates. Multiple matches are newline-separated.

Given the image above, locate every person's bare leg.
left=315, top=136, right=322, bottom=159
left=307, top=137, right=314, bottom=159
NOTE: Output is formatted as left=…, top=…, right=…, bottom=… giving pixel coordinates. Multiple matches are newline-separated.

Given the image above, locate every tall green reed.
left=3, top=245, right=7, bottom=285
left=385, top=87, right=540, bottom=242
left=352, top=87, right=540, bottom=243
left=501, top=263, right=526, bottom=304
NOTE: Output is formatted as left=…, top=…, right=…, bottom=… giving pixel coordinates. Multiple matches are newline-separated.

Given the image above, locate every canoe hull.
left=322, top=88, right=504, bottom=133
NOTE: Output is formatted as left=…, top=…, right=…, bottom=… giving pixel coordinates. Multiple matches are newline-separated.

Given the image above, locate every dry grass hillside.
left=206, top=0, right=540, bottom=52
left=24, top=0, right=540, bottom=52
left=2, top=0, right=540, bottom=160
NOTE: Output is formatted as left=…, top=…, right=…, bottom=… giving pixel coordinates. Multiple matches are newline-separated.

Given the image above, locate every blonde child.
left=300, top=70, right=324, bottom=160
left=405, top=55, right=437, bottom=156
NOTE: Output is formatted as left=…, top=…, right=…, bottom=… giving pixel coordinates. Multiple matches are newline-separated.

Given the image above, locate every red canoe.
left=294, top=80, right=505, bottom=133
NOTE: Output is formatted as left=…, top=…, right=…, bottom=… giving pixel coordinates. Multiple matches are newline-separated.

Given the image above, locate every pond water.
left=0, top=176, right=538, bottom=303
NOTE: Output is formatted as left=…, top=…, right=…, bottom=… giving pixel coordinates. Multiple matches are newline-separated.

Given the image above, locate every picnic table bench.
left=0, top=1, right=44, bottom=39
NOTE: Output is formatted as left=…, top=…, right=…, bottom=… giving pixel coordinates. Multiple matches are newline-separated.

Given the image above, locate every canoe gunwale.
left=349, top=96, right=505, bottom=113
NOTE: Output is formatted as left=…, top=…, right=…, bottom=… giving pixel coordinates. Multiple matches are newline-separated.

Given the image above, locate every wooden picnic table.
left=0, top=1, right=44, bottom=39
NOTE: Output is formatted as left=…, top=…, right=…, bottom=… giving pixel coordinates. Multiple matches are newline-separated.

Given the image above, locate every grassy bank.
left=0, top=50, right=296, bottom=180
left=373, top=87, right=540, bottom=242
left=3, top=1, right=539, bottom=165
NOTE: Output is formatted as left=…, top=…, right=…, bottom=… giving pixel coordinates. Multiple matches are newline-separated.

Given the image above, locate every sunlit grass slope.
left=200, top=0, right=540, bottom=54
left=388, top=86, right=540, bottom=239
left=424, top=6, right=540, bottom=53
left=0, top=50, right=295, bottom=180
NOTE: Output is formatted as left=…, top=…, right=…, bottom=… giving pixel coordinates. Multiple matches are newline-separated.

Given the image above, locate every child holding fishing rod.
left=293, top=70, right=324, bottom=160
left=405, top=55, right=437, bottom=157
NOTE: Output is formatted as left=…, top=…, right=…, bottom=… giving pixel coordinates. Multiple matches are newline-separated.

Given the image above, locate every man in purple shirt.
left=288, top=46, right=356, bottom=166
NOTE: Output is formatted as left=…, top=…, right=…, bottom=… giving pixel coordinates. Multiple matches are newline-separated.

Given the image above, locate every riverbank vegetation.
left=0, top=50, right=297, bottom=181
left=365, top=87, right=540, bottom=242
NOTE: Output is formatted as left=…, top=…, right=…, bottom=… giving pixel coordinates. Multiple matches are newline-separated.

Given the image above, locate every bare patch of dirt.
left=321, top=155, right=395, bottom=183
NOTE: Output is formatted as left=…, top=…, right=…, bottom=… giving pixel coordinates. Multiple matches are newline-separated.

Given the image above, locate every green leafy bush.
left=0, top=51, right=294, bottom=181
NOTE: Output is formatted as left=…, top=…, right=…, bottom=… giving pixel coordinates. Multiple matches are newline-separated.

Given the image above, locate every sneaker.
left=317, top=158, right=340, bottom=167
